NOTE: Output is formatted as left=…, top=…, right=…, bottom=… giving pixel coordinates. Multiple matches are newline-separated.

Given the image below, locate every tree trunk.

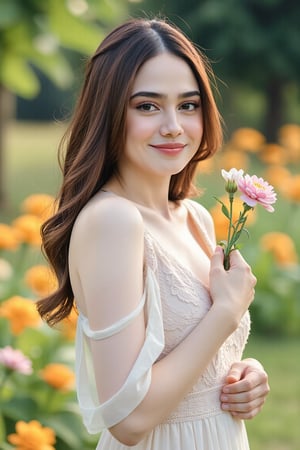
left=264, top=79, right=284, bottom=142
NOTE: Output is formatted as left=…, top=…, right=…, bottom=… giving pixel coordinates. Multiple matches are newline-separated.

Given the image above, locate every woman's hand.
left=220, top=358, right=270, bottom=419
left=209, top=247, right=257, bottom=327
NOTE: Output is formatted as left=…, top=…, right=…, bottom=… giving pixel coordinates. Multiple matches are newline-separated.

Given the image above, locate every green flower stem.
left=0, top=369, right=10, bottom=401
left=224, top=202, right=252, bottom=270
left=224, top=193, right=234, bottom=270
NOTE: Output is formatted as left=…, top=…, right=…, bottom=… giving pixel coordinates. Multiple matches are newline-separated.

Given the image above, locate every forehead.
left=131, top=52, right=199, bottom=93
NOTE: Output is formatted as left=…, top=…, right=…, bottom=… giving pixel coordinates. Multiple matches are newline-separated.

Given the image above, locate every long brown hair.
left=37, top=18, right=223, bottom=326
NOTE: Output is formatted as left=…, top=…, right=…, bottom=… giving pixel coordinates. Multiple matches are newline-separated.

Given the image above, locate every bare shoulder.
left=185, top=198, right=214, bottom=228
left=72, top=193, right=144, bottom=244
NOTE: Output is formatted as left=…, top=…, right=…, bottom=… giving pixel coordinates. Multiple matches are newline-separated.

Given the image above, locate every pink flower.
left=0, top=346, right=32, bottom=375
left=238, top=174, right=277, bottom=212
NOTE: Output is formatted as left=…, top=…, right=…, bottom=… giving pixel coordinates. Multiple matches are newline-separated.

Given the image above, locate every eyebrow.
left=130, top=90, right=201, bottom=100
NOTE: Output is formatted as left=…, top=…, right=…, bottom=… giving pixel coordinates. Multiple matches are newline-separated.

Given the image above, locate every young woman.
left=37, top=18, right=270, bottom=450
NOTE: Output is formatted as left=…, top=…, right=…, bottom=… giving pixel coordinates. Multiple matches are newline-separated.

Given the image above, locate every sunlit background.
left=0, top=1, right=299, bottom=449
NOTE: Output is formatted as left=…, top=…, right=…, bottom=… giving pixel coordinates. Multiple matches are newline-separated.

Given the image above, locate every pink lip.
left=150, top=143, right=185, bottom=154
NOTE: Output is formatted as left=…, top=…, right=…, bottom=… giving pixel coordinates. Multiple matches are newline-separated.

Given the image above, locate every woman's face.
left=120, top=52, right=203, bottom=181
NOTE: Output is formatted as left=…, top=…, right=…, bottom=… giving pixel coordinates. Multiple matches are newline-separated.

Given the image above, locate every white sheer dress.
left=75, top=199, right=251, bottom=450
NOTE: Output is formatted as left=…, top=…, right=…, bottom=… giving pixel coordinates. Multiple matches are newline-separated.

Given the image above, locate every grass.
left=244, top=336, right=300, bottom=450
left=2, top=122, right=300, bottom=449
left=2, top=121, right=63, bottom=221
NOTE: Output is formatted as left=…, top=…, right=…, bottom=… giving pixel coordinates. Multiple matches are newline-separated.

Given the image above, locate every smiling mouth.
left=150, top=143, right=185, bottom=154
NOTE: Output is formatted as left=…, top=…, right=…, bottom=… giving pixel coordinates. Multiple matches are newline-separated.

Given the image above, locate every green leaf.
left=43, top=411, right=86, bottom=448
left=48, top=0, right=104, bottom=54
left=0, top=413, right=6, bottom=447
left=2, top=396, right=38, bottom=421
left=0, top=53, right=40, bottom=97
left=29, top=52, right=73, bottom=89
left=0, top=0, right=22, bottom=28
left=214, top=197, right=230, bottom=218
left=221, top=204, right=230, bottom=219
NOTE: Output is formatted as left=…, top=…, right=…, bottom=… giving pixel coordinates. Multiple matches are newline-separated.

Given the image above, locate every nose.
left=160, top=109, right=183, bottom=137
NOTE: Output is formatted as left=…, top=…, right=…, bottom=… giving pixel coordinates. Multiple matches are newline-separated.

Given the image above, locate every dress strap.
left=79, top=289, right=146, bottom=340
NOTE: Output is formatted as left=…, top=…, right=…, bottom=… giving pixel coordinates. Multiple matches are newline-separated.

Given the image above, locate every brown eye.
left=180, top=102, right=199, bottom=111
left=136, top=103, right=158, bottom=112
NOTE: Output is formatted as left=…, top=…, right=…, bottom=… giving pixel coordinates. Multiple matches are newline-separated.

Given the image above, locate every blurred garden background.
left=0, top=0, right=299, bottom=449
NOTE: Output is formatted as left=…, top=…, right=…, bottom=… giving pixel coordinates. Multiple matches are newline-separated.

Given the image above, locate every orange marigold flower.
left=0, top=223, right=20, bottom=250
left=217, top=148, right=250, bottom=172
left=195, top=157, right=215, bottom=175
left=278, top=124, right=300, bottom=162
left=230, top=128, right=266, bottom=153
left=8, top=419, right=56, bottom=450
left=22, top=194, right=56, bottom=221
left=260, top=232, right=298, bottom=266
left=280, top=174, right=300, bottom=202
left=263, top=166, right=291, bottom=190
left=40, top=363, right=75, bottom=390
left=0, top=296, right=41, bottom=335
left=12, top=214, right=42, bottom=246
left=24, top=265, right=58, bottom=297
left=59, top=307, right=78, bottom=341
left=258, top=143, right=286, bottom=165
left=210, top=195, right=256, bottom=241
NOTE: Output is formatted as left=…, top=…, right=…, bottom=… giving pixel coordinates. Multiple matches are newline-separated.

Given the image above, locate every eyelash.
left=136, top=101, right=200, bottom=112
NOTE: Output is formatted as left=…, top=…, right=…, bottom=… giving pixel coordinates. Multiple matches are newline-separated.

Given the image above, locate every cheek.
left=127, top=118, right=157, bottom=143
left=186, top=117, right=203, bottom=143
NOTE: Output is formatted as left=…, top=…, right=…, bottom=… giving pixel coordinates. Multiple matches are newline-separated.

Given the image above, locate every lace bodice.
left=75, top=198, right=251, bottom=434
left=144, top=225, right=250, bottom=394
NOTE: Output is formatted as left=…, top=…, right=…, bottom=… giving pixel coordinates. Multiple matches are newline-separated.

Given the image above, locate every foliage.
left=130, top=0, right=300, bottom=137
left=0, top=195, right=99, bottom=448
left=0, top=0, right=127, bottom=98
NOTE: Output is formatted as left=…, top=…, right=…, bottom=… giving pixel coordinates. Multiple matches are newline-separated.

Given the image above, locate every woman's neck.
left=102, top=176, right=177, bottom=219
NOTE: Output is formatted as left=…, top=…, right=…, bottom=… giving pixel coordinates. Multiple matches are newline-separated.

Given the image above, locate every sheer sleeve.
left=75, top=268, right=164, bottom=434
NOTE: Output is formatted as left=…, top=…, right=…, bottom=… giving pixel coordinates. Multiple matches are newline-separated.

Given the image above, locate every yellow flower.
left=40, top=363, right=75, bottom=391
left=281, top=175, right=300, bottom=202
left=22, top=194, right=56, bottom=221
left=24, top=265, right=58, bottom=297
left=59, top=307, right=78, bottom=341
left=0, top=296, right=41, bottom=335
left=230, top=128, right=266, bottom=153
left=8, top=419, right=56, bottom=450
left=258, top=143, right=286, bottom=165
left=260, top=232, right=298, bottom=266
left=12, top=214, right=42, bottom=247
left=210, top=195, right=256, bottom=241
left=0, top=223, right=20, bottom=250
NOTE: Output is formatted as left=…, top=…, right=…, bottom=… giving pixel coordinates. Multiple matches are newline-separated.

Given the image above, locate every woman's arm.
left=71, top=197, right=256, bottom=446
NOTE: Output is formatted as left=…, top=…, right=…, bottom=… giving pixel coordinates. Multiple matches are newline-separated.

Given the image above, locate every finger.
left=222, top=396, right=267, bottom=420
left=224, top=362, right=246, bottom=384
left=211, top=246, right=225, bottom=266
left=221, top=384, right=264, bottom=404
left=223, top=369, right=265, bottom=394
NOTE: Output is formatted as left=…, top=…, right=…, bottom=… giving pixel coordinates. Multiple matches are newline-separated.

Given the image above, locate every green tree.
left=130, top=0, right=300, bottom=139
left=0, top=0, right=127, bottom=208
